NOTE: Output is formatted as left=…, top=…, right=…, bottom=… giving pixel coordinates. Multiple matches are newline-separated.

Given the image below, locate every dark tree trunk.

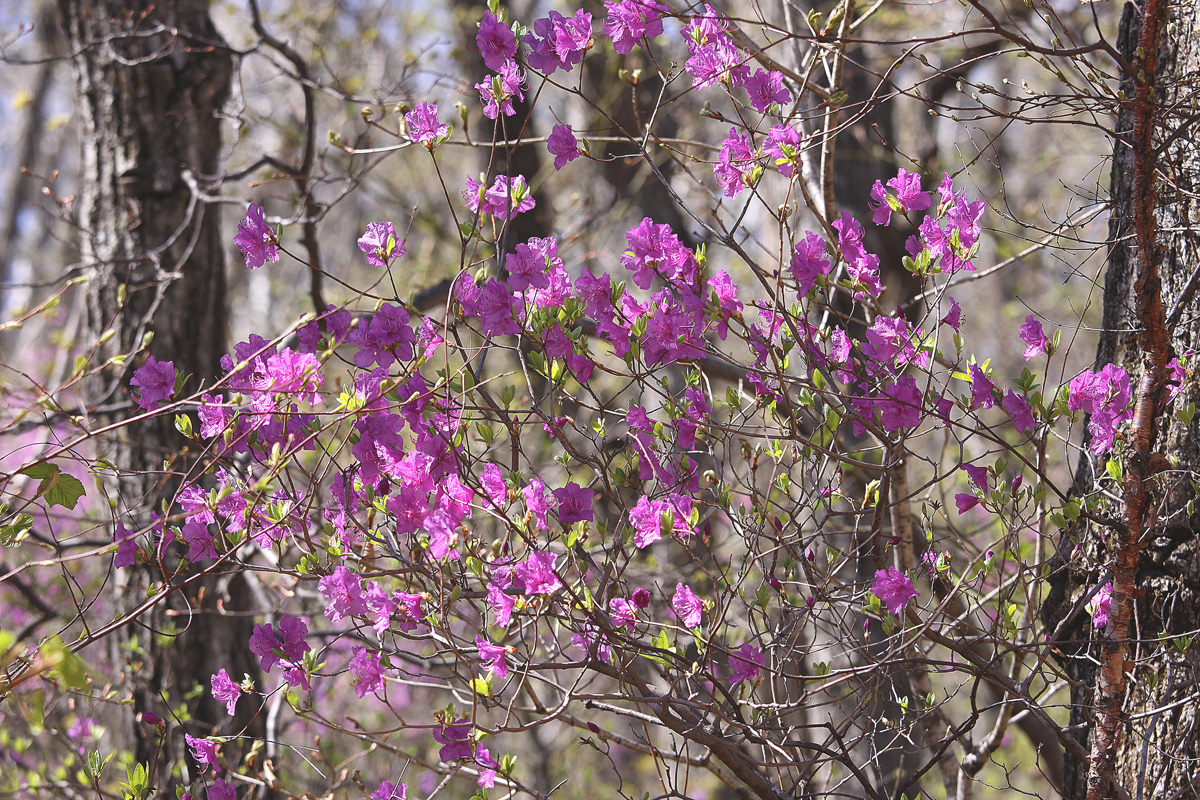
left=1043, top=1, right=1200, bottom=797
left=60, top=0, right=262, bottom=791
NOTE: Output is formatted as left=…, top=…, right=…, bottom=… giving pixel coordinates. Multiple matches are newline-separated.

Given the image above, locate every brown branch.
left=1085, top=0, right=1173, bottom=795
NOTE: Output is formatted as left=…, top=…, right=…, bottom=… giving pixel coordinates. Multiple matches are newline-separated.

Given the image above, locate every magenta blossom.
left=603, top=0, right=667, bottom=54
left=373, top=781, right=408, bottom=800
left=476, top=635, right=510, bottom=679
left=210, top=668, right=241, bottom=716
left=547, top=124, right=580, bottom=170
left=130, top=356, right=176, bottom=411
left=358, top=221, right=404, bottom=268
left=872, top=567, right=919, bottom=615
left=234, top=203, right=280, bottom=269
left=672, top=583, right=703, bottom=628
left=476, top=12, right=516, bottom=71
left=1088, top=581, right=1113, bottom=629
left=185, top=734, right=220, bottom=773
left=405, top=102, right=450, bottom=148
left=1019, top=315, right=1049, bottom=360
left=730, top=642, right=764, bottom=684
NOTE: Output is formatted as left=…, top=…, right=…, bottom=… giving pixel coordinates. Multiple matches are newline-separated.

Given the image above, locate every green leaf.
left=19, top=463, right=85, bottom=510
left=0, top=514, right=33, bottom=547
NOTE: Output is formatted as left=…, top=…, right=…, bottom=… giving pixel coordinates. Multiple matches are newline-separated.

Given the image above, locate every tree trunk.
left=1044, top=0, right=1200, bottom=797
left=60, top=0, right=263, bottom=790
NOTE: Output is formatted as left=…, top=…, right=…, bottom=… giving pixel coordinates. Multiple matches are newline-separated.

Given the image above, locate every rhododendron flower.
left=185, top=734, right=220, bottom=773
left=405, top=102, right=449, bottom=148
left=516, top=550, right=562, bottom=595
left=476, top=635, right=510, bottom=679
left=730, top=642, right=764, bottom=684
left=942, top=297, right=963, bottom=331
left=869, top=169, right=931, bottom=225
left=113, top=523, right=138, bottom=568
left=603, top=0, right=666, bottom=54
left=554, top=482, right=594, bottom=524
left=1019, top=315, right=1049, bottom=360
left=955, top=493, right=982, bottom=514
left=210, top=669, right=242, bottom=717
left=744, top=68, right=790, bottom=112
left=464, top=174, right=536, bottom=220
left=476, top=60, right=526, bottom=119
left=524, top=9, right=593, bottom=74
left=1003, top=389, right=1036, bottom=433
left=209, top=778, right=236, bottom=800
left=234, top=203, right=279, bottom=269
left=130, top=356, right=175, bottom=411
left=632, top=587, right=652, bottom=608
left=476, top=748, right=500, bottom=788
left=373, top=780, right=408, bottom=800
left=610, top=597, right=638, bottom=629
left=714, top=128, right=757, bottom=198
left=684, top=5, right=749, bottom=89
left=1088, top=581, right=1113, bottom=629
left=349, top=646, right=385, bottom=697
left=968, top=363, right=996, bottom=410
left=476, top=12, right=516, bottom=71
left=672, top=583, right=703, bottom=628
left=961, top=462, right=989, bottom=493
left=872, top=567, right=919, bottom=614
left=358, top=221, right=404, bottom=268
left=248, top=615, right=309, bottom=673
left=763, top=124, right=802, bottom=178
left=434, top=719, right=474, bottom=762
left=547, top=124, right=580, bottom=170
left=320, top=566, right=369, bottom=623
left=1069, top=363, right=1133, bottom=454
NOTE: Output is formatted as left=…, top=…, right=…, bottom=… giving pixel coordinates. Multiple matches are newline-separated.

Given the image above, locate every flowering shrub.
left=0, top=2, right=1163, bottom=799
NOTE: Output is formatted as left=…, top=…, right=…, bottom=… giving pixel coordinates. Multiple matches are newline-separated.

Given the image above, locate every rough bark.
left=1043, top=0, right=1200, bottom=797
left=60, top=0, right=263, bottom=789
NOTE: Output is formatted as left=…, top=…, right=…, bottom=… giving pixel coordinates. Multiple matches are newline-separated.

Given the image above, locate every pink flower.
left=554, top=482, right=595, bottom=525
left=463, top=174, right=536, bottom=220
left=211, top=669, right=242, bottom=717
left=434, top=719, right=473, bottom=762
left=955, top=493, right=982, bottom=514
left=525, top=9, right=593, bottom=74
left=130, top=356, right=175, bottom=411
left=1003, top=389, right=1036, bottom=434
left=113, top=524, right=138, bottom=568
left=349, top=646, right=385, bottom=697
left=790, top=231, right=830, bottom=296
left=516, top=550, right=562, bottom=595
left=373, top=781, right=408, bottom=800
left=714, top=128, right=757, bottom=198
left=968, top=363, right=996, bottom=410
left=609, top=597, right=638, bottom=629
left=942, top=297, right=963, bottom=331
left=672, top=583, right=703, bottom=628
left=632, top=587, right=651, bottom=608
left=1019, top=315, right=1049, bottom=360
left=730, top=642, right=764, bottom=684
left=185, top=734, right=220, bottom=773
left=358, top=221, right=404, bottom=268
left=603, top=0, right=667, bottom=54
left=1088, top=581, right=1113, bottom=629
left=234, top=203, right=280, bottom=269
left=872, top=567, right=919, bottom=614
left=476, top=635, right=510, bottom=679
left=763, top=124, right=802, bottom=177
left=405, top=102, right=449, bottom=148
left=961, top=462, right=989, bottom=493
left=209, top=778, right=236, bottom=800
left=319, top=565, right=369, bottom=623
left=547, top=124, right=580, bottom=170
left=476, top=12, right=516, bottom=71
left=744, top=69, right=790, bottom=112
